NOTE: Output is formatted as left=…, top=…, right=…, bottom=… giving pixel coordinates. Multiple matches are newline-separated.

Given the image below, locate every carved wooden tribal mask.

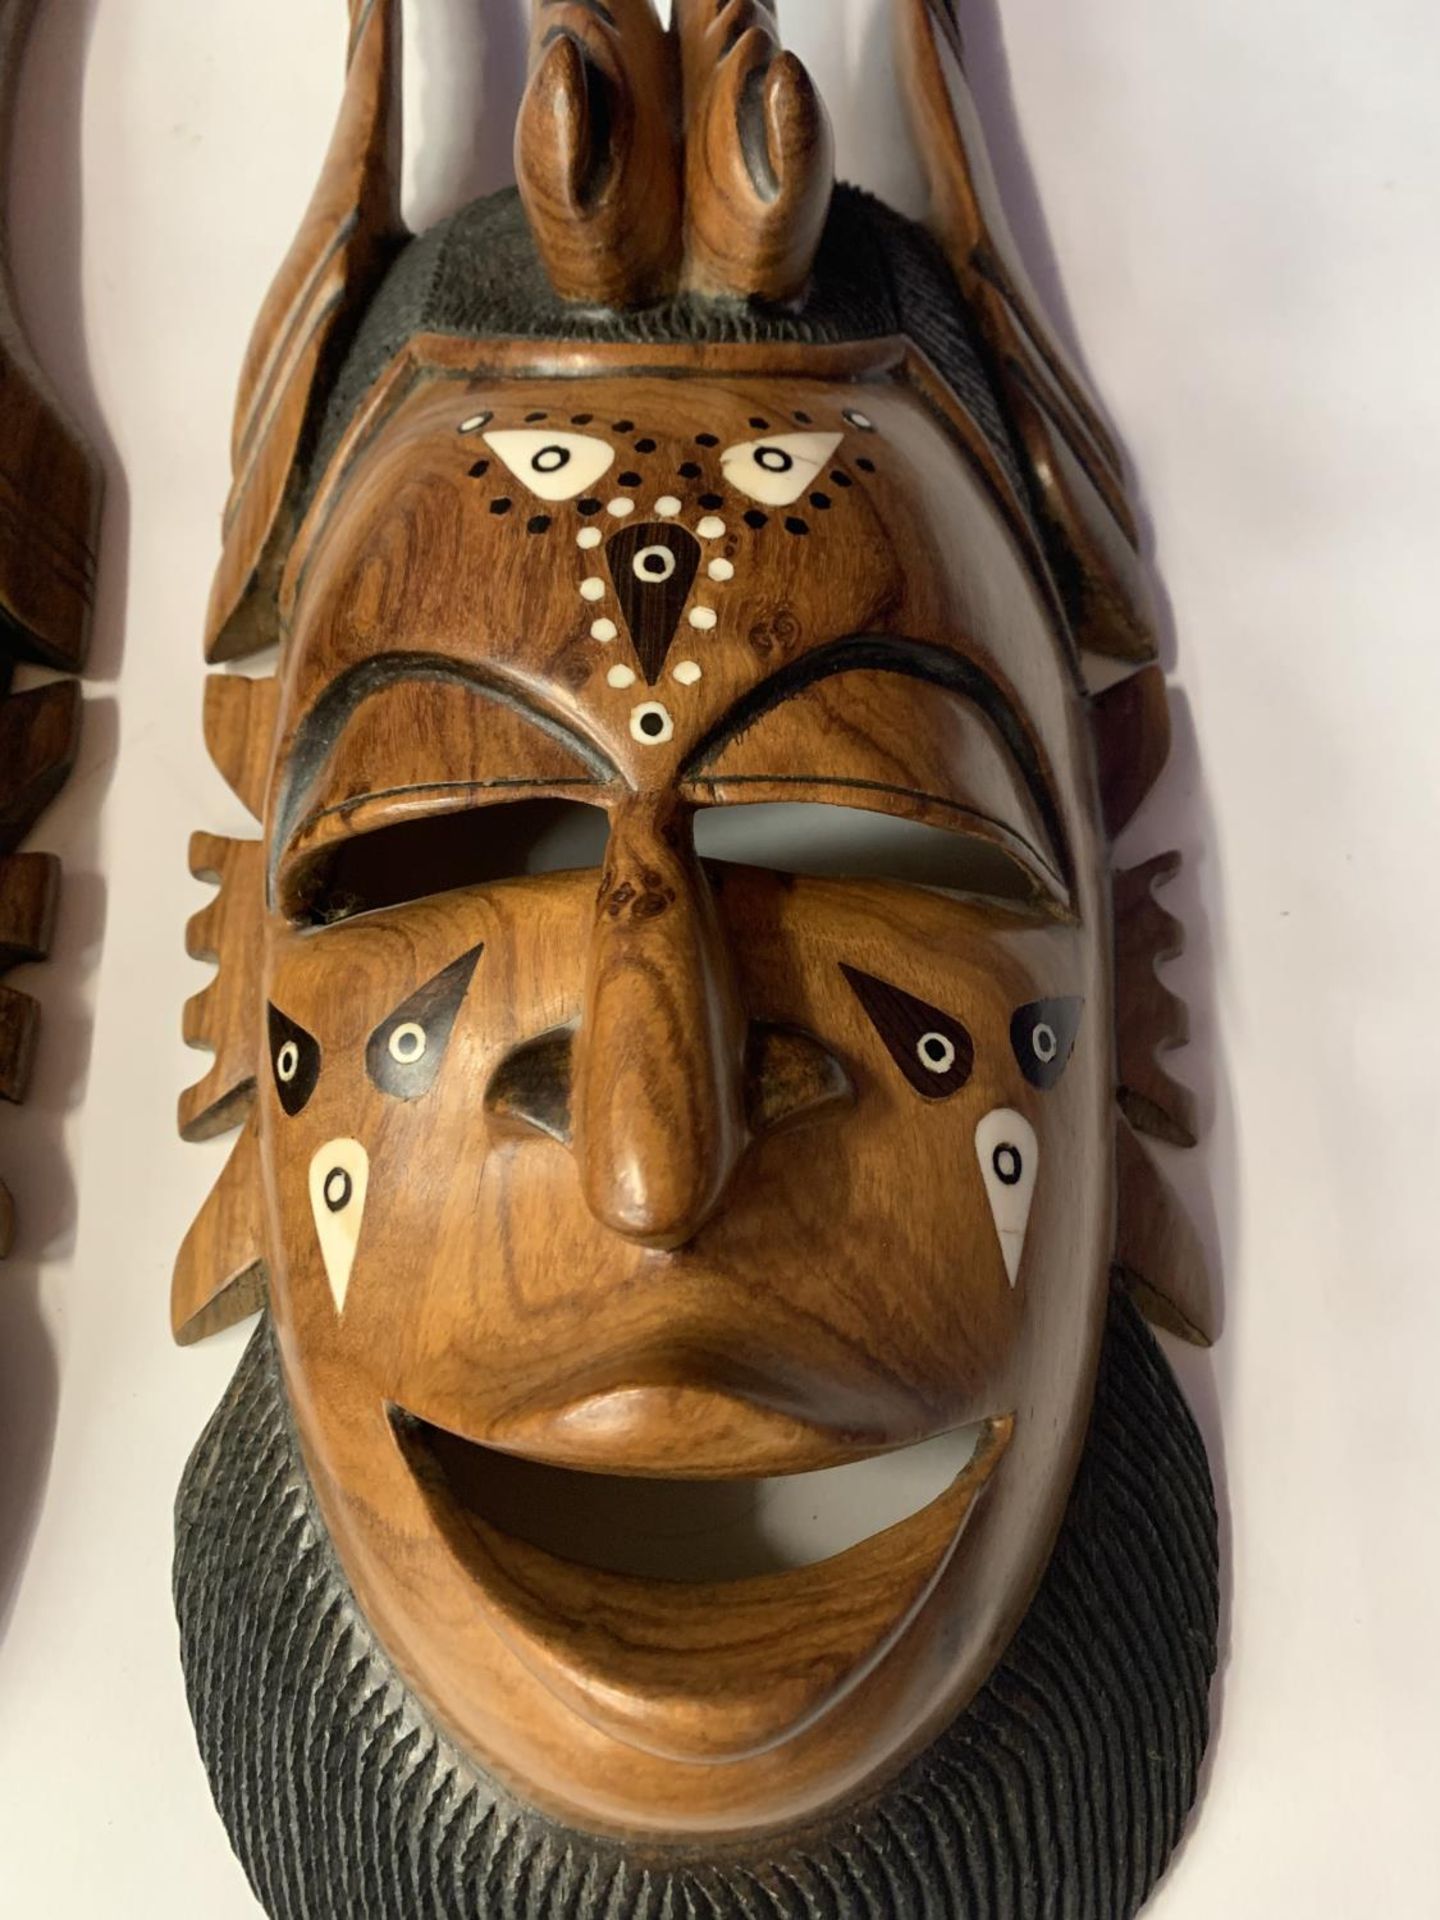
left=174, top=4, right=1218, bottom=1915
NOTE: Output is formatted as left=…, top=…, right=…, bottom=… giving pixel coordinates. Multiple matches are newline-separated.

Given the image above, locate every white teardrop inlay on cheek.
left=308, top=1138, right=370, bottom=1314
left=974, top=1108, right=1039, bottom=1288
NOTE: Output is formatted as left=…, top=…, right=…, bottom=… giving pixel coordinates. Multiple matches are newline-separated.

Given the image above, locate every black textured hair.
left=312, top=184, right=1027, bottom=508
left=174, top=1288, right=1218, bottom=1920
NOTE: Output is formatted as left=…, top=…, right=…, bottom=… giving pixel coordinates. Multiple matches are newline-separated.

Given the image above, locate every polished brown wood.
left=515, top=0, right=682, bottom=309
left=0, top=851, right=57, bottom=1109
left=677, top=0, right=833, bottom=302
left=179, top=832, right=264, bottom=1142
left=204, top=0, right=403, bottom=663
left=175, top=0, right=1209, bottom=1852
left=203, top=672, right=278, bottom=820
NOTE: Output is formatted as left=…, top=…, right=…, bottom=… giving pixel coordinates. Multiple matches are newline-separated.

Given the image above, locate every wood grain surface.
left=0, top=0, right=100, bottom=1254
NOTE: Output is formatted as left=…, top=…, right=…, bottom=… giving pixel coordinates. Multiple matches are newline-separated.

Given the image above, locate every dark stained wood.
left=0, top=677, right=81, bottom=854
left=1090, top=663, right=1171, bottom=840
left=0, top=0, right=102, bottom=671
left=204, top=0, right=404, bottom=663
left=0, top=849, right=58, bottom=965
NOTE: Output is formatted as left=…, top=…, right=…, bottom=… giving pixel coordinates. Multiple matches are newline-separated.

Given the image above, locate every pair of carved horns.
left=517, top=0, right=834, bottom=308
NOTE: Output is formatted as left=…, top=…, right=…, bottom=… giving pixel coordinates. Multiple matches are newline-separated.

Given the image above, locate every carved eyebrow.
left=270, top=652, right=619, bottom=898
left=679, top=635, right=1071, bottom=883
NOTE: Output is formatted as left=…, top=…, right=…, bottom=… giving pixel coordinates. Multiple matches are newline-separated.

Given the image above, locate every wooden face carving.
left=250, top=357, right=1115, bottom=1832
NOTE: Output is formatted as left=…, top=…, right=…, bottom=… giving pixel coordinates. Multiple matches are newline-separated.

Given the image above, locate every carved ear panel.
left=180, top=834, right=265, bottom=1144
left=516, top=0, right=683, bottom=309
left=675, top=0, right=834, bottom=302
left=172, top=1113, right=268, bottom=1346
left=1090, top=665, right=1171, bottom=840
left=1115, top=852, right=1197, bottom=1150
left=203, top=673, right=278, bottom=821
left=895, top=0, right=1157, bottom=664
left=1113, top=1118, right=1213, bottom=1346
left=0, top=852, right=58, bottom=1105
left=205, top=0, right=404, bottom=663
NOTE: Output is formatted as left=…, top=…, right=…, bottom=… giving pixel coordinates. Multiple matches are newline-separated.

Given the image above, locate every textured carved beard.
left=174, top=1291, right=1217, bottom=1920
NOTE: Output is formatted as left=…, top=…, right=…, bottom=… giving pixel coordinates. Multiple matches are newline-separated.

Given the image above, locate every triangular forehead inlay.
left=605, top=521, right=702, bottom=685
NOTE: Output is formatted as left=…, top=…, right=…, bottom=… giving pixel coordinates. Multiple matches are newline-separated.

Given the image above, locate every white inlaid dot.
left=607, top=496, right=636, bottom=518
left=655, top=495, right=683, bottom=518
left=689, top=606, right=718, bottom=631
left=697, top=515, right=726, bottom=540
left=708, top=557, right=735, bottom=582
left=458, top=411, right=492, bottom=434
left=580, top=577, right=606, bottom=602
left=630, top=702, right=674, bottom=745
left=591, top=618, right=618, bottom=643
left=576, top=527, right=602, bottom=550
left=388, top=1022, right=428, bottom=1066
left=607, top=664, right=637, bottom=689
left=276, top=1041, right=300, bottom=1085
left=1033, top=1023, right=1059, bottom=1064
left=843, top=407, right=876, bottom=431
left=672, top=660, right=703, bottom=685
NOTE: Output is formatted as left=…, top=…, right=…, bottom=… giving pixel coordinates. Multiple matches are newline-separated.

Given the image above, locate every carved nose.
left=572, top=800, right=747, bottom=1249
left=485, top=802, right=852, bottom=1251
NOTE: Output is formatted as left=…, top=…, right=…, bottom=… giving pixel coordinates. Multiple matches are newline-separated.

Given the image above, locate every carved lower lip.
left=396, top=1412, right=1013, bottom=1763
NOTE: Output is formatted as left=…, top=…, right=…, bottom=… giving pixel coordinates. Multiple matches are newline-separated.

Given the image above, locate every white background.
left=0, top=1, right=1437, bottom=1913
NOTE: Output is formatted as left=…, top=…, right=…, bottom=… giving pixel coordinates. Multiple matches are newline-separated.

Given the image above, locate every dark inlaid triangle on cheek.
left=605, top=522, right=701, bottom=684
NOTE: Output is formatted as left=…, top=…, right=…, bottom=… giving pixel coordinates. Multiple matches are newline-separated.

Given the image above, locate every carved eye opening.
left=268, top=1005, right=321, bottom=1116
left=366, top=946, right=484, bottom=1100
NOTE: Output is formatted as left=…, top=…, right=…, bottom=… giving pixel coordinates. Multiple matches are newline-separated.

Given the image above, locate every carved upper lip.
left=395, top=1402, right=1014, bottom=1762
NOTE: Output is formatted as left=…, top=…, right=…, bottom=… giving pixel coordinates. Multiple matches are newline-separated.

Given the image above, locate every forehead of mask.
left=259, top=871, right=1101, bottom=1448
left=275, top=372, right=1084, bottom=857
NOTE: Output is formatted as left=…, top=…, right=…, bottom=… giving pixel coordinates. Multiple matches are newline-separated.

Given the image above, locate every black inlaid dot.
left=794, top=410, right=813, bottom=425
left=491, top=498, right=512, bottom=516
left=525, top=411, right=547, bottom=423
left=699, top=492, right=724, bottom=511
left=571, top=413, right=594, bottom=425
left=634, top=438, right=657, bottom=454
left=696, top=432, right=720, bottom=448
left=612, top=419, right=635, bottom=433
left=527, top=515, right=552, bottom=534
left=577, top=498, right=602, bottom=515
left=639, top=710, right=666, bottom=738
left=810, top=492, right=833, bottom=511
left=744, top=509, right=769, bottom=529
left=468, top=459, right=490, bottom=478
left=619, top=471, right=642, bottom=488
left=679, top=461, right=702, bottom=480
left=831, top=469, right=853, bottom=488
left=857, top=457, right=877, bottom=474
left=785, top=516, right=810, bottom=536
left=749, top=416, right=770, bottom=430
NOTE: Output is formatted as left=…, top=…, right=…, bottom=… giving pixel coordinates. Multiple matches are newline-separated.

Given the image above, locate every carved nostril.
left=486, top=1028, right=574, bottom=1146
left=745, top=1025, right=854, bottom=1139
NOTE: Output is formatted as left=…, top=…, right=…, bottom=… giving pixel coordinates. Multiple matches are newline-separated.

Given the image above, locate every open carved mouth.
left=397, top=1411, right=1014, bottom=1762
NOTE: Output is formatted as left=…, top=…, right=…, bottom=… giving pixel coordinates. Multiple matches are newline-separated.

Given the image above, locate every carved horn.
left=205, top=0, right=405, bottom=663
left=515, top=0, right=683, bottom=308
left=676, top=0, right=833, bottom=302
left=895, top=0, right=1158, bottom=664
